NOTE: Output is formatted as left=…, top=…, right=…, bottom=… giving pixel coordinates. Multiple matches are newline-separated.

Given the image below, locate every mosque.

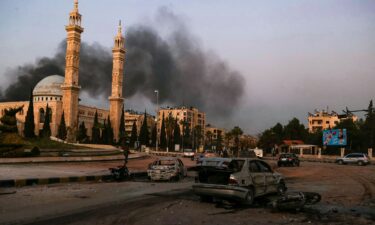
left=0, top=0, right=125, bottom=142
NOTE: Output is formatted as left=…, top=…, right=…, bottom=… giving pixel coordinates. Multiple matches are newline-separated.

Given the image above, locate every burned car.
left=147, top=157, right=187, bottom=181
left=192, top=158, right=286, bottom=204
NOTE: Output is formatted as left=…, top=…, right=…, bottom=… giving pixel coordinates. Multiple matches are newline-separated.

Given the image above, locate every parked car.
left=192, top=157, right=287, bottom=205
left=147, top=157, right=187, bottom=181
left=183, top=149, right=195, bottom=159
left=335, top=153, right=370, bottom=166
left=277, top=153, right=300, bottom=167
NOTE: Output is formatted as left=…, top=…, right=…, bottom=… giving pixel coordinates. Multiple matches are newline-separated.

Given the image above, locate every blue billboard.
left=323, top=129, right=347, bottom=146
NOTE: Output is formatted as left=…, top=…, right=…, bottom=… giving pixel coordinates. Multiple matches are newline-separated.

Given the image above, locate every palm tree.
left=231, top=126, right=243, bottom=157
left=205, top=131, right=213, bottom=150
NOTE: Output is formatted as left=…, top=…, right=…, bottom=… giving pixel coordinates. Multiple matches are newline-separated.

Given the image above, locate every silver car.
left=192, top=158, right=286, bottom=204
left=147, top=157, right=187, bottom=181
left=335, top=153, right=370, bottom=166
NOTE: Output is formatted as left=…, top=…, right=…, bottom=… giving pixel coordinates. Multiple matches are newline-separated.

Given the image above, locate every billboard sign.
left=323, top=129, right=347, bottom=146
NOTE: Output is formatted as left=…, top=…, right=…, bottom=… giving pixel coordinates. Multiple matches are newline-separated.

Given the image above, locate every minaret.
left=109, top=21, right=125, bottom=142
left=61, top=0, right=84, bottom=142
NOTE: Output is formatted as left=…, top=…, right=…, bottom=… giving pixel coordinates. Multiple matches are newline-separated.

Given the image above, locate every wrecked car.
left=147, top=157, right=187, bottom=181
left=277, top=153, right=300, bottom=167
left=192, top=158, right=287, bottom=205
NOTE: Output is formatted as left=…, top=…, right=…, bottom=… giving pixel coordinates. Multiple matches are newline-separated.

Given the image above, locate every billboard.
left=323, top=129, right=347, bottom=146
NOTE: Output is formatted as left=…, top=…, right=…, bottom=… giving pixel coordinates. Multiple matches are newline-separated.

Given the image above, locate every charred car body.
left=147, top=157, right=187, bottom=181
left=192, top=158, right=287, bottom=205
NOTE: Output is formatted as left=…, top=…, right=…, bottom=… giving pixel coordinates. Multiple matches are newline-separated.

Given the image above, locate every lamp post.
left=154, top=90, right=159, bottom=152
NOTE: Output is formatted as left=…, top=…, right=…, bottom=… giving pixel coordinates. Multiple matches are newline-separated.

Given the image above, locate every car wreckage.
left=192, top=157, right=287, bottom=205
left=147, top=157, right=187, bottom=181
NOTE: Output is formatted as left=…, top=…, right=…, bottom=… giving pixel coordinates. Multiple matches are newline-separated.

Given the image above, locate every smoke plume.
left=0, top=8, right=245, bottom=118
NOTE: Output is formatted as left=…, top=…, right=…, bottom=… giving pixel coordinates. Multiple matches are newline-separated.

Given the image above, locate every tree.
left=77, top=121, right=88, bottom=143
left=91, top=111, right=100, bottom=144
left=230, top=126, right=243, bottom=157
left=118, top=105, right=126, bottom=144
left=130, top=121, right=138, bottom=148
left=192, top=125, right=204, bottom=150
left=101, top=119, right=108, bottom=144
left=165, top=114, right=175, bottom=150
left=0, top=106, right=23, bottom=133
left=181, top=119, right=191, bottom=149
left=24, top=90, right=35, bottom=138
left=363, top=100, right=375, bottom=149
left=216, top=130, right=223, bottom=151
left=283, top=118, right=308, bottom=140
left=160, top=113, right=167, bottom=150
left=173, top=117, right=181, bottom=150
left=139, top=110, right=150, bottom=146
left=107, top=115, right=114, bottom=145
left=151, top=125, right=157, bottom=147
left=41, top=104, right=51, bottom=138
left=205, top=130, right=213, bottom=150
left=334, top=119, right=363, bottom=152
left=57, top=111, right=67, bottom=140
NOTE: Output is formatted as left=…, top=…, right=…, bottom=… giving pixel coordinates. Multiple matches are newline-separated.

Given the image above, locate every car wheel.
left=243, top=188, right=254, bottom=205
left=277, top=181, right=287, bottom=195
left=278, top=162, right=282, bottom=167
left=338, top=160, right=344, bottom=165
left=358, top=161, right=364, bottom=166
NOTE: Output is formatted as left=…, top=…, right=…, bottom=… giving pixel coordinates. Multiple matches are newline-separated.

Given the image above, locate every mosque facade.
left=0, top=0, right=126, bottom=142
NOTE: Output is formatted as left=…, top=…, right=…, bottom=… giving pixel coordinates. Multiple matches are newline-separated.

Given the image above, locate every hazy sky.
left=0, top=0, right=374, bottom=135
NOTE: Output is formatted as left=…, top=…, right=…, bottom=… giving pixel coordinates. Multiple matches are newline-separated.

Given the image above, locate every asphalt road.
left=1, top=161, right=375, bottom=225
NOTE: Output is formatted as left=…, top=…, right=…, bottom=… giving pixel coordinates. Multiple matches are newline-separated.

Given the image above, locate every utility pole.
left=154, top=90, right=159, bottom=152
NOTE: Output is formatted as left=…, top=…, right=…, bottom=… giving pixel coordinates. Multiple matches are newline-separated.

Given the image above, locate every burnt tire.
left=243, top=188, right=255, bottom=205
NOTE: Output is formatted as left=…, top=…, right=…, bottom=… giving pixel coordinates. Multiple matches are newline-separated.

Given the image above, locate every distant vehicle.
left=335, top=153, right=370, bottom=166
left=277, top=153, right=300, bottom=167
left=195, top=150, right=219, bottom=163
left=203, top=150, right=219, bottom=158
left=183, top=149, right=195, bottom=159
left=192, top=157, right=287, bottom=205
left=147, top=157, right=187, bottom=181
left=252, top=148, right=263, bottom=158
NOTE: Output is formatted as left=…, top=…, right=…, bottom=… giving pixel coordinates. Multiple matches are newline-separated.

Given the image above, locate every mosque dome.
left=33, top=75, right=64, bottom=97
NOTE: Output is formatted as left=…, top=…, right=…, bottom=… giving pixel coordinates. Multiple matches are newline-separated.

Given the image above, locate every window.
left=249, top=161, right=260, bottom=172
left=256, top=161, right=272, bottom=173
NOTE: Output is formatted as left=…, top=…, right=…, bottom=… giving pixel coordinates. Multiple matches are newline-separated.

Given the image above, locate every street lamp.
left=154, top=90, right=159, bottom=152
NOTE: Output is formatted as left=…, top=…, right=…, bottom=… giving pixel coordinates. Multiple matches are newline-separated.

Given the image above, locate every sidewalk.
left=0, top=152, right=149, bottom=188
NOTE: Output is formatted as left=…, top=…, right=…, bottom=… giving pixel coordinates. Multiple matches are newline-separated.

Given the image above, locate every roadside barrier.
left=0, top=172, right=147, bottom=188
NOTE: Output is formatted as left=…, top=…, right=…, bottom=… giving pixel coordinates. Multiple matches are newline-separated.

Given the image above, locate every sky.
left=0, top=0, right=374, bottom=135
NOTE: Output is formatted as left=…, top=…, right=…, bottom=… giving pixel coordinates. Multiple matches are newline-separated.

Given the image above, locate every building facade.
left=308, top=110, right=358, bottom=133
left=157, top=106, right=206, bottom=137
left=124, top=110, right=155, bottom=137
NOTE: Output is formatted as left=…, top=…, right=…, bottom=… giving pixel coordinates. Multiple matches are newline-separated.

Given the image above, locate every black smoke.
left=0, top=8, right=245, bottom=118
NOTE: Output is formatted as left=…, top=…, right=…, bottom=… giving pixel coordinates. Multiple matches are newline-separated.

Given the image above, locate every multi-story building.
left=157, top=106, right=206, bottom=136
left=124, top=110, right=155, bottom=137
left=204, top=124, right=225, bottom=150
left=308, top=110, right=358, bottom=133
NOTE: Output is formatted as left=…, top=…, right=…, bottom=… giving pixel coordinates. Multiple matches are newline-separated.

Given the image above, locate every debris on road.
left=271, top=192, right=321, bottom=211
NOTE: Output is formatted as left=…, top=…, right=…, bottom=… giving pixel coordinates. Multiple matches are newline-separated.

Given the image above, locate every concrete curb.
left=0, top=154, right=148, bottom=164
left=0, top=171, right=148, bottom=188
